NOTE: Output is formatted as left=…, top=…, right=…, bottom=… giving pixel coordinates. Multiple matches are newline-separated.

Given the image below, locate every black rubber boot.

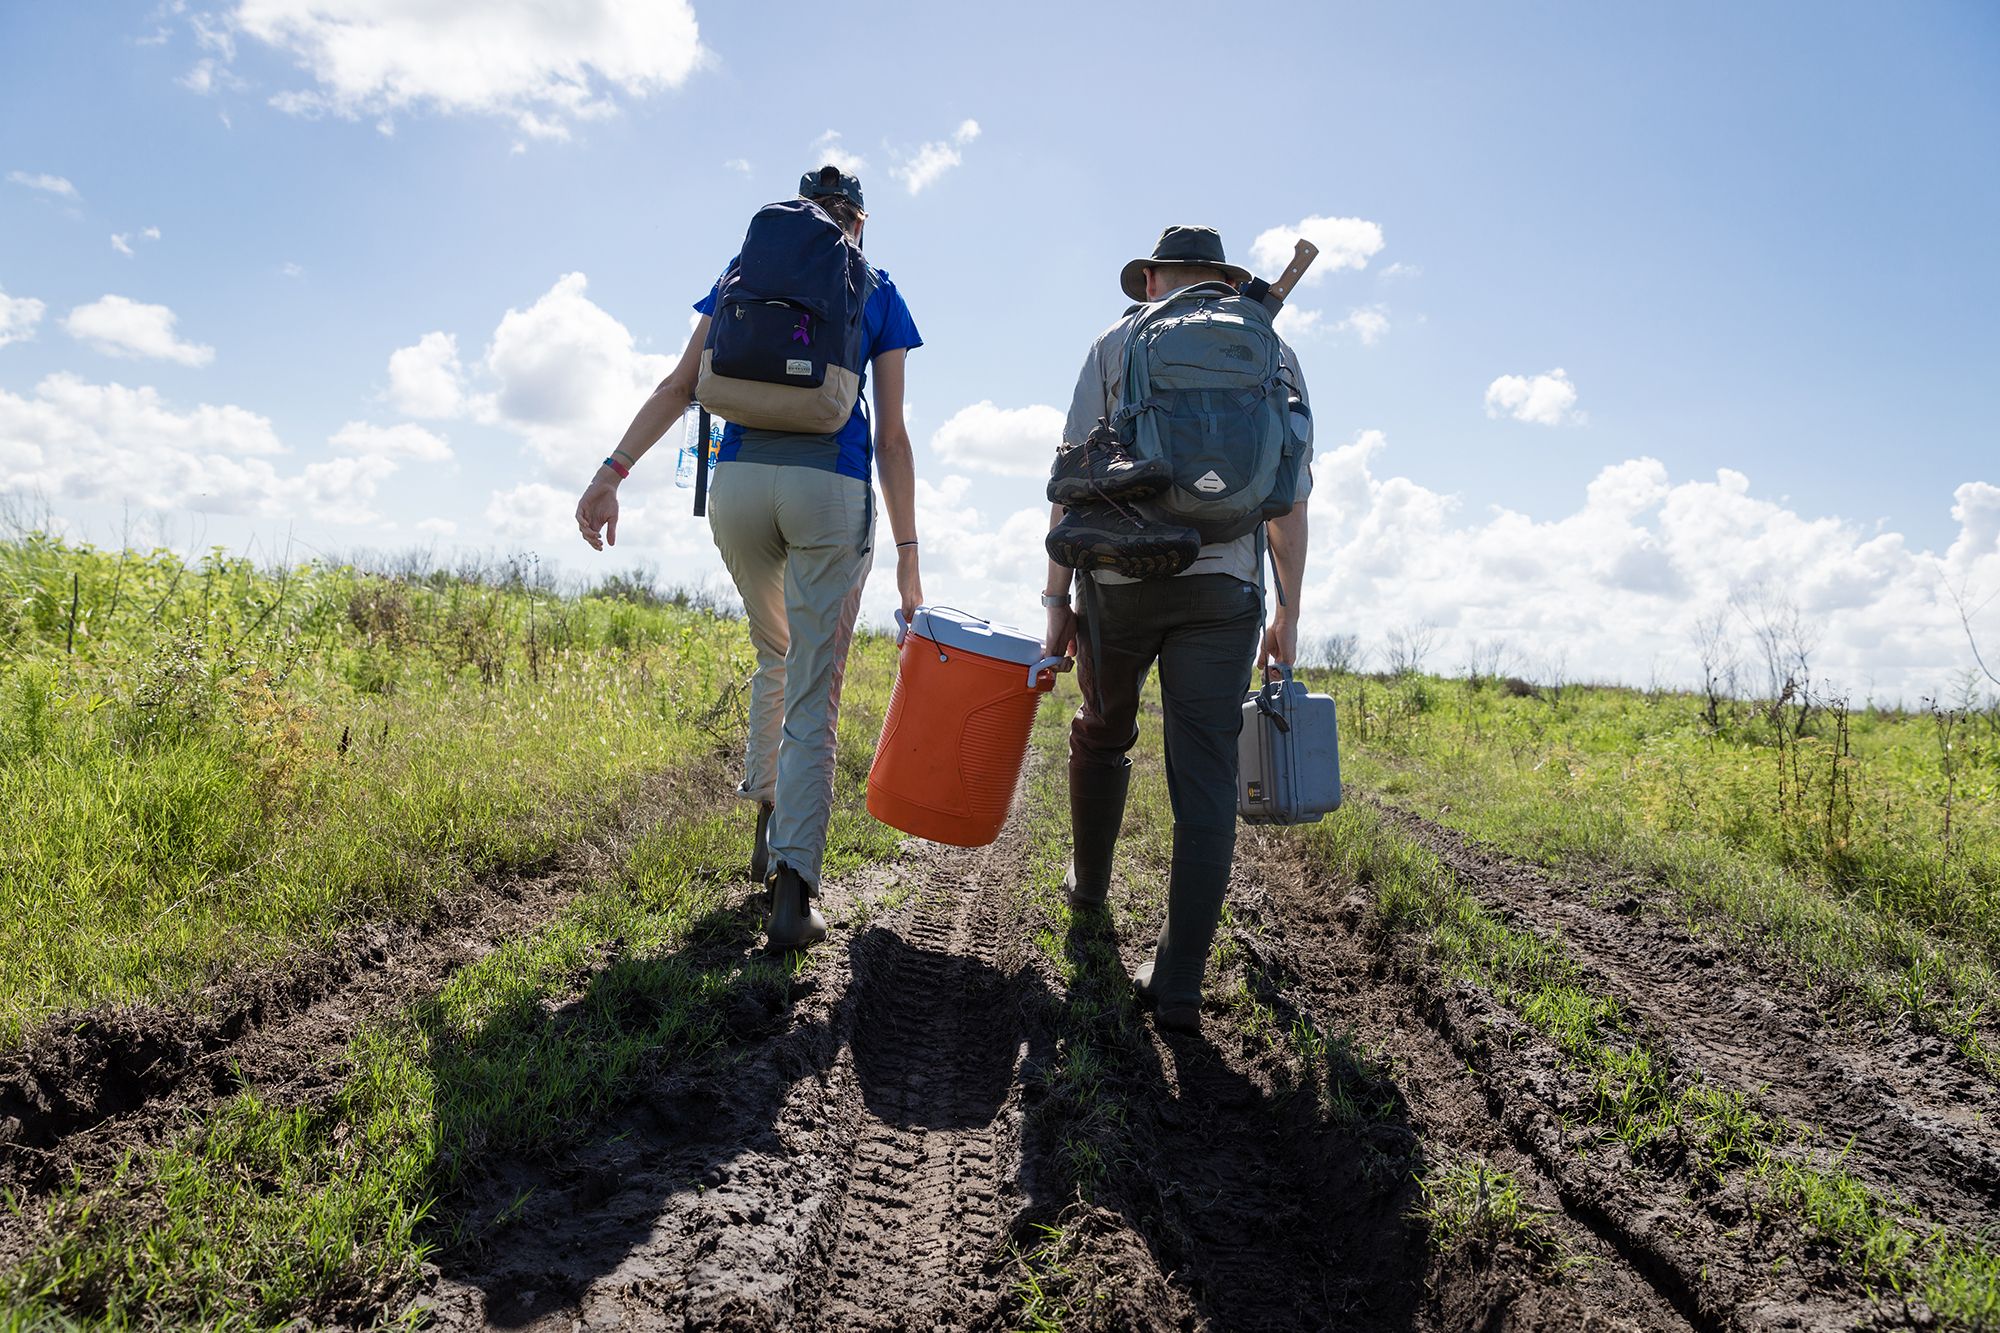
left=1131, top=826, right=1235, bottom=1033
left=1047, top=421, right=1172, bottom=507
left=749, top=801, right=774, bottom=885
left=1064, top=758, right=1131, bottom=910
left=764, top=864, right=826, bottom=952
left=1046, top=504, right=1200, bottom=581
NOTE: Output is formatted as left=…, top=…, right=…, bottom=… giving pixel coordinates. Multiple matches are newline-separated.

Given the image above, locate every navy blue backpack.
left=695, top=198, right=874, bottom=435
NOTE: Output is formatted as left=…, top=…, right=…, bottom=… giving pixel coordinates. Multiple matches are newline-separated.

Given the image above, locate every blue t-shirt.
left=694, top=260, right=921, bottom=481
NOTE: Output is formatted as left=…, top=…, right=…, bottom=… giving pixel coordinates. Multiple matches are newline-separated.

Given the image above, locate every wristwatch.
left=1040, top=591, right=1072, bottom=608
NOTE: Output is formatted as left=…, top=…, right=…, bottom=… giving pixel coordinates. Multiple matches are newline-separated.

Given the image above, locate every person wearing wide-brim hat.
left=1041, top=224, right=1315, bottom=1034
left=1117, top=225, right=1253, bottom=303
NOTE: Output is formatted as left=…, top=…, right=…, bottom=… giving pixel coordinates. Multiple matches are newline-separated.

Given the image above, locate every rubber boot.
left=765, top=864, right=826, bottom=952
left=749, top=801, right=775, bottom=885
left=1132, top=826, right=1235, bottom=1033
left=1063, top=758, right=1131, bottom=910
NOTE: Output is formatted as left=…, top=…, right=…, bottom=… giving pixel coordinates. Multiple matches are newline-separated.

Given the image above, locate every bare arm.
left=871, top=348, right=923, bottom=620
left=575, top=316, right=709, bottom=550
left=1043, top=502, right=1077, bottom=661
left=1258, top=500, right=1310, bottom=673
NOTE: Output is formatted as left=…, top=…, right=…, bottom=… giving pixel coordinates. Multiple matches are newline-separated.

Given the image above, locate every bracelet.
left=612, top=448, right=637, bottom=465
left=602, top=456, right=629, bottom=480
left=896, top=540, right=918, bottom=549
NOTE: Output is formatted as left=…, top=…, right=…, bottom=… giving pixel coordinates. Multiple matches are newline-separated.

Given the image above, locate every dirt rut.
left=1373, top=799, right=2000, bottom=1242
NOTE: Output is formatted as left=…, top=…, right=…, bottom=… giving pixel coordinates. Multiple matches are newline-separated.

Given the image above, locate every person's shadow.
left=1038, top=907, right=1428, bottom=1332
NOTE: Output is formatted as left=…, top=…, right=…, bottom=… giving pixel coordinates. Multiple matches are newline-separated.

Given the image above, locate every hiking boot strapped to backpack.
left=1048, top=418, right=1173, bottom=507
left=1113, top=281, right=1302, bottom=545
left=696, top=198, right=876, bottom=434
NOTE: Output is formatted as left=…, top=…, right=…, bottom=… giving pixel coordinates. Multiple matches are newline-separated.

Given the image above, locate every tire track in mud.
left=1371, top=799, right=2000, bottom=1241
left=0, top=761, right=730, bottom=1210
left=809, top=848, right=1024, bottom=1329
left=420, top=786, right=1039, bottom=1332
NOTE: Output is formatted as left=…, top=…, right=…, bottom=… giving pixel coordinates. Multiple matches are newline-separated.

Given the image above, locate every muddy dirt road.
left=7, top=778, right=1991, bottom=1329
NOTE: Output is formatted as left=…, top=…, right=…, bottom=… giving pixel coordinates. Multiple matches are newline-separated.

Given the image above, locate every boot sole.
left=1046, top=532, right=1199, bottom=580
left=1046, top=475, right=1171, bottom=507
left=1048, top=540, right=1200, bottom=580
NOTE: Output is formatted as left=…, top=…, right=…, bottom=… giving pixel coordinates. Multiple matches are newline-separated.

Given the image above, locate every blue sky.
left=3, top=1, right=1998, bottom=697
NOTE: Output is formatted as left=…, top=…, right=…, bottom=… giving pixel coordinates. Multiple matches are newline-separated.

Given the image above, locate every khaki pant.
left=707, top=460, right=873, bottom=888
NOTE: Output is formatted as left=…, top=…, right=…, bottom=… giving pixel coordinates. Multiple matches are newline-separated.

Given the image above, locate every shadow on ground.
left=1013, top=905, right=1429, bottom=1332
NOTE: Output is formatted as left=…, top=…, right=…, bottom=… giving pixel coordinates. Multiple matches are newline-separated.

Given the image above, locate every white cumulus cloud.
left=893, top=118, right=980, bottom=195
left=0, top=375, right=451, bottom=526
left=328, top=420, right=452, bottom=462
left=475, top=273, right=672, bottom=468
left=7, top=171, right=79, bottom=200
left=222, top=0, right=704, bottom=138
left=386, top=331, right=466, bottom=418
left=930, top=401, right=1064, bottom=477
left=392, top=275, right=670, bottom=472
left=809, top=129, right=866, bottom=176
left=0, top=287, right=47, bottom=348
left=1297, top=434, right=2000, bottom=701
left=1273, top=306, right=1322, bottom=340
left=1484, top=368, right=1582, bottom=426
left=1341, top=305, right=1390, bottom=345
left=1250, top=215, right=1386, bottom=283
left=0, top=373, right=287, bottom=514
left=63, top=296, right=215, bottom=367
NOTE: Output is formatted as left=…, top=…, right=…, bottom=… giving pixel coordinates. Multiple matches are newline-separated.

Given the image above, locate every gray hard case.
left=1238, top=666, right=1341, bottom=825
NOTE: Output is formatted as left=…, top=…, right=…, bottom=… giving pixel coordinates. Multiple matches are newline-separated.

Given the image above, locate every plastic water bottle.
left=674, top=409, right=724, bottom=489
left=674, top=410, right=699, bottom=489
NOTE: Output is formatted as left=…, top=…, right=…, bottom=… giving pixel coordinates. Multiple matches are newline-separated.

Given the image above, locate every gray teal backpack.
left=1113, top=281, right=1299, bottom=544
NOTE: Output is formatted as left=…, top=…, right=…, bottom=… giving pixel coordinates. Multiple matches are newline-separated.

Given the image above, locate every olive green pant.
left=707, top=461, right=873, bottom=889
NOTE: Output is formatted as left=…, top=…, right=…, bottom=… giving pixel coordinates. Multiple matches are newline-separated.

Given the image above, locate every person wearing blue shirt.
left=575, top=165, right=923, bottom=952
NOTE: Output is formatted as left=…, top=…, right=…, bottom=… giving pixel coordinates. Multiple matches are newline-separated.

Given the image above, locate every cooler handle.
left=1027, top=655, right=1065, bottom=689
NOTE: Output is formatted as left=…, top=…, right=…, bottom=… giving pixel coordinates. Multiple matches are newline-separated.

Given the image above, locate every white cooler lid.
left=908, top=605, right=1047, bottom=667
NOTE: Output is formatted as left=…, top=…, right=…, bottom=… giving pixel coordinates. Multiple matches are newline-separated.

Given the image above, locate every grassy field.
left=0, top=535, right=772, bottom=1040
left=1318, top=664, right=2000, bottom=1070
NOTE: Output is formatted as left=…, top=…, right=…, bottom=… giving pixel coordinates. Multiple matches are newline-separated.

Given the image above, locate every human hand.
left=895, top=545, right=923, bottom=625
left=1257, top=613, right=1298, bottom=680
left=1044, top=604, right=1078, bottom=665
left=576, top=476, right=620, bottom=550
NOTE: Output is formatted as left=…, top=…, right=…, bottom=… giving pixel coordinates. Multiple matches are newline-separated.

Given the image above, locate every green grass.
left=1416, top=1158, right=1564, bottom=1265
left=1318, top=668, right=2000, bottom=1072
left=0, top=536, right=773, bottom=1040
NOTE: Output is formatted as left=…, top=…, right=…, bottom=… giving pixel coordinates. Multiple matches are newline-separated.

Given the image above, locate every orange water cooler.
left=867, top=606, right=1064, bottom=848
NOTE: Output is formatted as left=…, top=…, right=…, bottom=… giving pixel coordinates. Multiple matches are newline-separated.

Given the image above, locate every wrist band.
left=602, top=456, right=629, bottom=480
left=612, top=448, right=637, bottom=465
left=896, top=540, right=918, bottom=548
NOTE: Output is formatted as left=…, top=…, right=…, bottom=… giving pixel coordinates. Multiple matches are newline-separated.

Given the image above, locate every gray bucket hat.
left=1120, top=225, right=1251, bottom=301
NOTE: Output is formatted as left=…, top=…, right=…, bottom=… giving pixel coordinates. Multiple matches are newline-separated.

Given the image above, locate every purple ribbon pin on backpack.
left=791, top=315, right=811, bottom=346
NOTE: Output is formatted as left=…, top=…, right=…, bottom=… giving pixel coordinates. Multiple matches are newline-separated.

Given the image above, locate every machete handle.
left=1267, top=239, right=1319, bottom=303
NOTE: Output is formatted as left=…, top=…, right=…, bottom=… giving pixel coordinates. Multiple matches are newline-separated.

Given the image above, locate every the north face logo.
left=1194, top=470, right=1227, bottom=494
left=1221, top=343, right=1255, bottom=362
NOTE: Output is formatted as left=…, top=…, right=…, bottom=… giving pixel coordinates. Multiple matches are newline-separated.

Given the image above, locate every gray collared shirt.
left=1060, top=286, right=1313, bottom=587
